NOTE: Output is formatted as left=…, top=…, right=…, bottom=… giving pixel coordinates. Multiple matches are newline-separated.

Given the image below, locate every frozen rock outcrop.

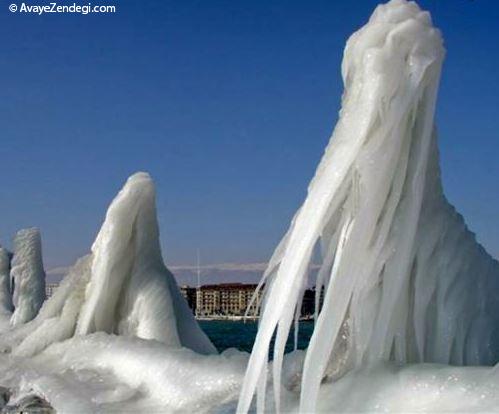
left=10, top=229, right=46, bottom=327
left=238, top=1, right=499, bottom=413
left=0, top=172, right=216, bottom=356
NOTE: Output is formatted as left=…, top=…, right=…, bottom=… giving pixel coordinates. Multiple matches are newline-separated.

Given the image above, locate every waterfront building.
left=180, top=285, right=197, bottom=314
left=196, top=283, right=261, bottom=317
left=301, top=286, right=325, bottom=318
left=43, top=281, right=319, bottom=319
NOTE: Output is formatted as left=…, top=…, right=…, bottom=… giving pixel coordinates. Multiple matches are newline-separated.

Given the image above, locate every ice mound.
left=0, top=172, right=215, bottom=356
left=229, top=357, right=499, bottom=413
left=10, top=228, right=46, bottom=327
left=0, top=333, right=247, bottom=413
left=311, top=362, right=499, bottom=413
left=238, top=0, right=499, bottom=412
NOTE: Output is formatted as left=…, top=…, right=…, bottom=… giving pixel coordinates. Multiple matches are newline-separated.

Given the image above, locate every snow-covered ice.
left=0, top=333, right=246, bottom=413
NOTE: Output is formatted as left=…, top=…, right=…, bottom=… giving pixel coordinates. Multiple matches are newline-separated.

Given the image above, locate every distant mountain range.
left=46, top=262, right=269, bottom=285
left=47, top=262, right=322, bottom=286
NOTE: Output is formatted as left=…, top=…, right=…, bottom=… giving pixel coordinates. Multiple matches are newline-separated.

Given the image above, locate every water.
left=199, top=320, right=314, bottom=356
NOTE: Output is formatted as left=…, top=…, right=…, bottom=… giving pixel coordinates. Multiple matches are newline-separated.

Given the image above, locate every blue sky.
left=0, top=0, right=498, bottom=269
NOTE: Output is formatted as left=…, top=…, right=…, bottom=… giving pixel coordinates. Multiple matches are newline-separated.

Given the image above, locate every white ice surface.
left=10, top=228, right=46, bottom=327
left=3, top=336, right=499, bottom=413
left=0, top=333, right=247, bottom=413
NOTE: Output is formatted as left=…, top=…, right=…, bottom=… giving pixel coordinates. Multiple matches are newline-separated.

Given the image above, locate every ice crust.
left=0, top=172, right=216, bottom=356
left=10, top=228, right=46, bottom=327
left=0, top=333, right=247, bottom=413
left=238, top=0, right=499, bottom=412
left=4, top=342, right=499, bottom=413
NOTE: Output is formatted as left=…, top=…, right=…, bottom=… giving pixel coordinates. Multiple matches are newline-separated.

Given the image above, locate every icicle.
left=300, top=215, right=355, bottom=413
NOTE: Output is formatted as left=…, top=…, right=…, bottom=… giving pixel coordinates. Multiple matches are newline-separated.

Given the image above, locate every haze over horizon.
left=1, top=0, right=498, bottom=274
left=45, top=261, right=272, bottom=285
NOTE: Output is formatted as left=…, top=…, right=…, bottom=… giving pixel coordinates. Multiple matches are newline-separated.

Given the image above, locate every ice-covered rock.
left=0, top=172, right=216, bottom=356
left=0, top=247, right=13, bottom=331
left=0, top=248, right=13, bottom=315
left=2, top=393, right=54, bottom=414
left=10, top=228, right=46, bottom=327
left=238, top=0, right=499, bottom=412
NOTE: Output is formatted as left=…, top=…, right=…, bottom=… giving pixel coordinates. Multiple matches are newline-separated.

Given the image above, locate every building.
left=300, top=286, right=324, bottom=318
left=301, top=288, right=315, bottom=318
left=180, top=285, right=197, bottom=314
left=195, top=283, right=262, bottom=317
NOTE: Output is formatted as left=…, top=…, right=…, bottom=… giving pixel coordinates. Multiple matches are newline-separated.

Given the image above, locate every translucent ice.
left=238, top=1, right=499, bottom=412
left=10, top=228, right=46, bottom=327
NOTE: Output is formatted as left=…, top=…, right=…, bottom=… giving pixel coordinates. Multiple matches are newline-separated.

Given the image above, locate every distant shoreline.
left=196, top=316, right=257, bottom=322
left=196, top=316, right=314, bottom=322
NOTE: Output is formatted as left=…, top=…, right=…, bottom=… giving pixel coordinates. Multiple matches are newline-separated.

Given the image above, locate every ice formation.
left=0, top=247, right=13, bottom=327
left=0, top=172, right=216, bottom=356
left=238, top=0, right=499, bottom=413
left=9, top=228, right=46, bottom=327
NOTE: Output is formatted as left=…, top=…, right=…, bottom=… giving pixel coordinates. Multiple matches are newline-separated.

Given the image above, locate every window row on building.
left=181, top=283, right=322, bottom=318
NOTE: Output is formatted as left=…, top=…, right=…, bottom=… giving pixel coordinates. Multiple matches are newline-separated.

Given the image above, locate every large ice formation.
left=0, top=172, right=216, bottom=356
left=10, top=228, right=46, bottom=327
left=238, top=0, right=499, bottom=413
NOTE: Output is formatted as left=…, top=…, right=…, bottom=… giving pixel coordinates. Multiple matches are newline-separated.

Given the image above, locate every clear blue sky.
left=0, top=0, right=497, bottom=269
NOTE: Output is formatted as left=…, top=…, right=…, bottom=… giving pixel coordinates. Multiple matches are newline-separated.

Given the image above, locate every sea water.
left=200, top=320, right=314, bottom=356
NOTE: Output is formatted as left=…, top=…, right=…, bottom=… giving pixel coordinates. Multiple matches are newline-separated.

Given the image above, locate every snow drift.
left=10, top=228, right=46, bottom=327
left=238, top=1, right=499, bottom=413
left=0, top=172, right=215, bottom=356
